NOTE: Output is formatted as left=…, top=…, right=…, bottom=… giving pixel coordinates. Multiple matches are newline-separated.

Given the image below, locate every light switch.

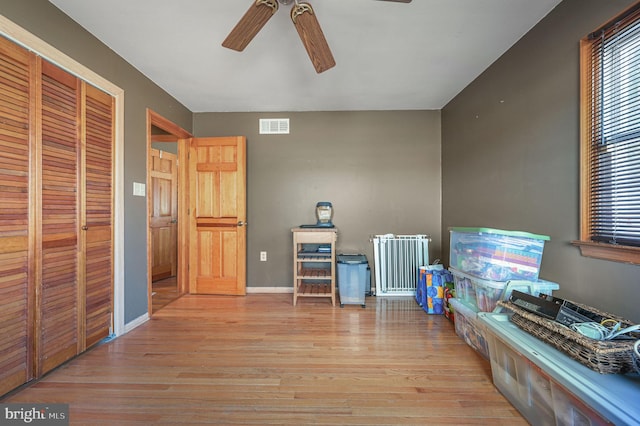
left=133, top=182, right=145, bottom=197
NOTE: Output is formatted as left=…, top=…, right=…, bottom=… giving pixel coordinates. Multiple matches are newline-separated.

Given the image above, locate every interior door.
left=38, top=60, right=81, bottom=375
left=0, top=35, right=115, bottom=396
left=82, top=83, right=114, bottom=349
left=150, top=148, right=177, bottom=282
left=189, top=136, right=246, bottom=295
left=0, top=36, right=34, bottom=396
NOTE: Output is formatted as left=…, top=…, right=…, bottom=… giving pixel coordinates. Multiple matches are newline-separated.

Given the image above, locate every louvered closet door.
left=0, top=36, right=34, bottom=397
left=83, top=84, right=113, bottom=349
left=38, top=60, right=80, bottom=375
left=0, top=35, right=115, bottom=396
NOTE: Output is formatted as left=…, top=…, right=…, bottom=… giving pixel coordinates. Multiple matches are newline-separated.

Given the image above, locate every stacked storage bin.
left=479, top=312, right=640, bottom=425
left=448, top=227, right=558, bottom=359
left=449, top=227, right=549, bottom=282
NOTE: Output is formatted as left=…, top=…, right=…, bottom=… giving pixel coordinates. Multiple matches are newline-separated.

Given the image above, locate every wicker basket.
left=497, top=300, right=640, bottom=374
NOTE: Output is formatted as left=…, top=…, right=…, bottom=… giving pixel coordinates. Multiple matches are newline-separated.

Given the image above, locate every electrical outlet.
left=260, top=251, right=267, bottom=262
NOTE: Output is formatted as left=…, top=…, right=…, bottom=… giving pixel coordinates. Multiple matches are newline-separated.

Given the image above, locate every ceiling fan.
left=222, top=0, right=412, bottom=74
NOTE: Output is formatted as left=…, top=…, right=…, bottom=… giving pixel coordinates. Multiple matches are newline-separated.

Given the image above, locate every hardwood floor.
left=152, top=276, right=180, bottom=313
left=2, top=294, right=525, bottom=425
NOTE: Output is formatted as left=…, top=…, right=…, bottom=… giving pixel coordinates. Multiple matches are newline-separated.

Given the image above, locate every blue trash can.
left=337, top=254, right=369, bottom=308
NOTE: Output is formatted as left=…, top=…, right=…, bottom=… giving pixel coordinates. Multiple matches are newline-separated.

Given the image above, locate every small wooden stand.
left=291, top=227, right=337, bottom=306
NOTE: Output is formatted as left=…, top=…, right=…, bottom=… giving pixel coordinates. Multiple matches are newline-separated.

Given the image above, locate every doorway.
left=150, top=145, right=178, bottom=311
left=147, top=110, right=192, bottom=315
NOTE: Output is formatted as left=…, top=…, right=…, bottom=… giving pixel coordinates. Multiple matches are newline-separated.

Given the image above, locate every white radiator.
left=372, top=234, right=430, bottom=296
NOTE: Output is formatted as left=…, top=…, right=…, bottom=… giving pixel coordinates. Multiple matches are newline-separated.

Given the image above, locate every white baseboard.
left=246, top=287, right=293, bottom=294
left=123, top=312, right=150, bottom=334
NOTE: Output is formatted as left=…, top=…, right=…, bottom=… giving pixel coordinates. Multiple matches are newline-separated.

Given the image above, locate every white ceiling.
left=49, top=0, right=561, bottom=112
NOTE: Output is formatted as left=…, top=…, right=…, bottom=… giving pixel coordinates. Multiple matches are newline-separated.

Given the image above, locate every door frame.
left=146, top=109, right=192, bottom=315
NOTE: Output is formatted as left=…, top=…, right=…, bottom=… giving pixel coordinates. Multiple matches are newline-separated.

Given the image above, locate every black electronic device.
left=509, top=290, right=561, bottom=320
left=539, top=294, right=607, bottom=324
left=508, top=290, right=595, bottom=327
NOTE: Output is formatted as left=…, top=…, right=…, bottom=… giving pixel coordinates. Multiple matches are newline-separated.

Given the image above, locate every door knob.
left=237, top=221, right=247, bottom=227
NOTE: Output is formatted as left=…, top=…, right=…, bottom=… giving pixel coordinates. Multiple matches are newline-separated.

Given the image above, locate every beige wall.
left=194, top=111, right=442, bottom=289
left=442, top=0, right=640, bottom=323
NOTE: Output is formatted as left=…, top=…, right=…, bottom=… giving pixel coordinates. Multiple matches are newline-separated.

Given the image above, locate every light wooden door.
left=150, top=149, right=177, bottom=282
left=189, top=136, right=246, bottom=295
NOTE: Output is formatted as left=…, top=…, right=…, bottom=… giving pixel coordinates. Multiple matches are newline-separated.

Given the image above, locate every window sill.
left=572, top=240, right=640, bottom=265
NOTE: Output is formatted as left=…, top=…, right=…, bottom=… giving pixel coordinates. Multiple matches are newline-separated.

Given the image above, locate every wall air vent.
left=259, top=118, right=290, bottom=134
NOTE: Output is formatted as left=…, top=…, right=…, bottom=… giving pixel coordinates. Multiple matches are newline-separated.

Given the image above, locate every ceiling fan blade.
left=291, top=2, right=335, bottom=74
left=222, top=0, right=279, bottom=52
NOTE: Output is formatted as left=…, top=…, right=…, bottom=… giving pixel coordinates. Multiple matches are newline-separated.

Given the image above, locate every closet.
left=0, top=35, right=114, bottom=396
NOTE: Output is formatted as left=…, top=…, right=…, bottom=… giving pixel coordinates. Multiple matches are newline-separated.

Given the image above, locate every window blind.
left=586, top=5, right=640, bottom=247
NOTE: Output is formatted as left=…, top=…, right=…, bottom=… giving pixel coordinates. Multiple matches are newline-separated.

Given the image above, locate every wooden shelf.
left=296, top=282, right=332, bottom=296
left=297, top=268, right=332, bottom=279
left=296, top=255, right=331, bottom=262
left=292, top=227, right=337, bottom=306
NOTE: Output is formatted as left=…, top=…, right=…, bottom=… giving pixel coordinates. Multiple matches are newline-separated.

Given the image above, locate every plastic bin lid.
left=449, top=267, right=560, bottom=290
left=448, top=227, right=550, bottom=241
left=449, top=297, right=479, bottom=317
left=337, top=254, right=368, bottom=264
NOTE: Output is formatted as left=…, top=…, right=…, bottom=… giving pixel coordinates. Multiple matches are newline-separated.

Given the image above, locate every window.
left=574, top=2, right=640, bottom=264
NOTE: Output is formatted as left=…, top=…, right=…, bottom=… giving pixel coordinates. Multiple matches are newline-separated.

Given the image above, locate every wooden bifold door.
left=0, top=35, right=114, bottom=396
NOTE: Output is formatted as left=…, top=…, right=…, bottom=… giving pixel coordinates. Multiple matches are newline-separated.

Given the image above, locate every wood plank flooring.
left=152, top=276, right=180, bottom=313
left=2, top=294, right=525, bottom=425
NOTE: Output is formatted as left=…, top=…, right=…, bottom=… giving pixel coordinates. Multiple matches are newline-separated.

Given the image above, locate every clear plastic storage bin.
left=449, top=297, right=489, bottom=359
left=450, top=267, right=559, bottom=312
left=449, top=227, right=549, bottom=281
left=479, top=313, right=640, bottom=426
